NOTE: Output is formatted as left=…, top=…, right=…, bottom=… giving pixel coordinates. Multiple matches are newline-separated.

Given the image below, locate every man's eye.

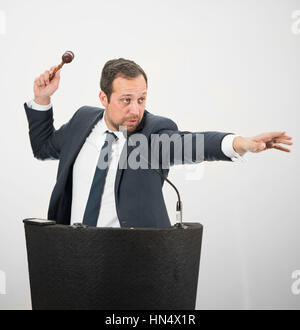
left=138, top=98, right=145, bottom=103
left=122, top=98, right=131, bottom=104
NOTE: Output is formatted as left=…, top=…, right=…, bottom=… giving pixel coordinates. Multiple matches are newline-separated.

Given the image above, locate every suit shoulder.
left=144, top=111, right=178, bottom=132
left=75, top=105, right=104, bottom=117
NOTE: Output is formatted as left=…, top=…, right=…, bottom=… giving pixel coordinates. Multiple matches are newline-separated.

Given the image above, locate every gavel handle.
left=49, top=62, right=64, bottom=81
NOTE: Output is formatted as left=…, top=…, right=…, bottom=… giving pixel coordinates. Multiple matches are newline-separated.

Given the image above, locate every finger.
left=273, top=138, right=293, bottom=145
left=34, top=78, right=42, bottom=87
left=281, top=136, right=293, bottom=141
left=277, top=133, right=292, bottom=139
left=49, top=68, right=60, bottom=79
left=51, top=69, right=61, bottom=82
left=49, top=66, right=57, bottom=76
left=36, top=77, right=45, bottom=88
left=266, top=131, right=286, bottom=140
left=44, top=71, right=50, bottom=85
left=54, top=69, right=60, bottom=78
left=273, top=144, right=291, bottom=152
left=39, top=74, right=47, bottom=87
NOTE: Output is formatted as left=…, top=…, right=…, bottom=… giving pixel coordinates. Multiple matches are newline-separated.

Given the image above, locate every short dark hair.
left=100, top=58, right=148, bottom=103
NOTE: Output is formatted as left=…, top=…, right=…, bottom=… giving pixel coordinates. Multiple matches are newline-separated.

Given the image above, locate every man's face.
left=99, top=74, right=147, bottom=132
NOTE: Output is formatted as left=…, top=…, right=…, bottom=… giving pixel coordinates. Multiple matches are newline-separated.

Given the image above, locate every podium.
left=23, top=219, right=203, bottom=310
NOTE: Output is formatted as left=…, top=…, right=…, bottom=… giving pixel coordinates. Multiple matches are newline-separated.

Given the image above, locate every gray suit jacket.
left=24, top=104, right=233, bottom=227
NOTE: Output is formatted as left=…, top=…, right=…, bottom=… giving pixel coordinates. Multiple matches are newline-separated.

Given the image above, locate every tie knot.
left=105, top=130, right=118, bottom=142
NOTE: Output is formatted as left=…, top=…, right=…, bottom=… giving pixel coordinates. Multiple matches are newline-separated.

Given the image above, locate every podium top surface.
left=23, top=218, right=203, bottom=231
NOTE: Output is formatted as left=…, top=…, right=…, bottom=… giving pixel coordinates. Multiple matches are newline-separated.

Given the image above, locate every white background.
left=0, top=0, right=299, bottom=309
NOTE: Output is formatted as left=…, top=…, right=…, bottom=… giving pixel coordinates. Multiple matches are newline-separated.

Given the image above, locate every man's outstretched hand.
left=233, top=132, right=293, bottom=156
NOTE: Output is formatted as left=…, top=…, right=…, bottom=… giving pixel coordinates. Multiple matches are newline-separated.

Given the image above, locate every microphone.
left=151, top=168, right=186, bottom=229
left=128, top=137, right=187, bottom=229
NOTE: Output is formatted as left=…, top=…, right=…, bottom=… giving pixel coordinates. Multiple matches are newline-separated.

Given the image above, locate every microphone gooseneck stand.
left=128, top=136, right=187, bottom=229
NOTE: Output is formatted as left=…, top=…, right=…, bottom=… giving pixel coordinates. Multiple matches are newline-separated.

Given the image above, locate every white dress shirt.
left=27, top=100, right=244, bottom=227
left=71, top=114, right=126, bottom=227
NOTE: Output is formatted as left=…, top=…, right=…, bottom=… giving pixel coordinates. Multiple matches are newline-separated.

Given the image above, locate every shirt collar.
left=100, top=110, right=125, bottom=140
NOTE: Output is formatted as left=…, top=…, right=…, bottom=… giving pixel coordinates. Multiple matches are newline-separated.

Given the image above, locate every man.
left=24, top=58, right=293, bottom=228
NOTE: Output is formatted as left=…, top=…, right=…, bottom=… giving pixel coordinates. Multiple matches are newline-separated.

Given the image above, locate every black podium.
left=23, top=219, right=203, bottom=310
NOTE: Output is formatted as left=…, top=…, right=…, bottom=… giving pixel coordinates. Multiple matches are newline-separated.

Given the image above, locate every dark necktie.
left=82, top=130, right=118, bottom=227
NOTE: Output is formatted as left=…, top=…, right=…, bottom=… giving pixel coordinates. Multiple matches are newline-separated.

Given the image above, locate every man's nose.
left=128, top=101, right=140, bottom=116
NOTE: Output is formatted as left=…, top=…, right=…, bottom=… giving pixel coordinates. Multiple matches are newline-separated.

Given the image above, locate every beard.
left=105, top=112, right=140, bottom=132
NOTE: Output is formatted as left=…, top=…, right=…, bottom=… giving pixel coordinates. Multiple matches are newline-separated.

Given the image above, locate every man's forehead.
left=112, top=75, right=147, bottom=95
left=120, top=91, right=147, bottom=97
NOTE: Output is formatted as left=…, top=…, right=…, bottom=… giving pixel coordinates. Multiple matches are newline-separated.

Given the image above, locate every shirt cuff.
left=221, top=134, right=246, bottom=163
left=26, top=99, right=52, bottom=111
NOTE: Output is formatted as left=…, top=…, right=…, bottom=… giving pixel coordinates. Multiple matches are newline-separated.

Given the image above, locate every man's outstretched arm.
left=151, top=116, right=245, bottom=165
left=151, top=117, right=293, bottom=167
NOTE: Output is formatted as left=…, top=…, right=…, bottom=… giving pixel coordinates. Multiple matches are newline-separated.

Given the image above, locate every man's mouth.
left=126, top=119, right=138, bottom=125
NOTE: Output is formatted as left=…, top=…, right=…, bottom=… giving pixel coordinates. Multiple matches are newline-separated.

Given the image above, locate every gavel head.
left=62, top=51, right=75, bottom=64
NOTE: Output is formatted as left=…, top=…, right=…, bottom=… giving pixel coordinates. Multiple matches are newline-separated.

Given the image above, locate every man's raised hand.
left=34, top=66, right=60, bottom=105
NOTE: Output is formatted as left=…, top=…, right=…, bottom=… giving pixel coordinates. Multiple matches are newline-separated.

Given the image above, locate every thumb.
left=53, top=69, right=61, bottom=79
left=50, top=69, right=61, bottom=84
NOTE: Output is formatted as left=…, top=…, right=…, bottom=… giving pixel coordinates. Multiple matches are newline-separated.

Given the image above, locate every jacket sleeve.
left=151, top=118, right=234, bottom=167
left=24, top=103, right=78, bottom=161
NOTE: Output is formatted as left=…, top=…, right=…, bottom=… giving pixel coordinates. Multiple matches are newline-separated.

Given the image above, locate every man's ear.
left=99, top=90, right=108, bottom=107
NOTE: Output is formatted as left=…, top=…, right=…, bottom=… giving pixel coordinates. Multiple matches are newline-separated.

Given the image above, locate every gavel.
left=49, top=51, right=75, bottom=81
